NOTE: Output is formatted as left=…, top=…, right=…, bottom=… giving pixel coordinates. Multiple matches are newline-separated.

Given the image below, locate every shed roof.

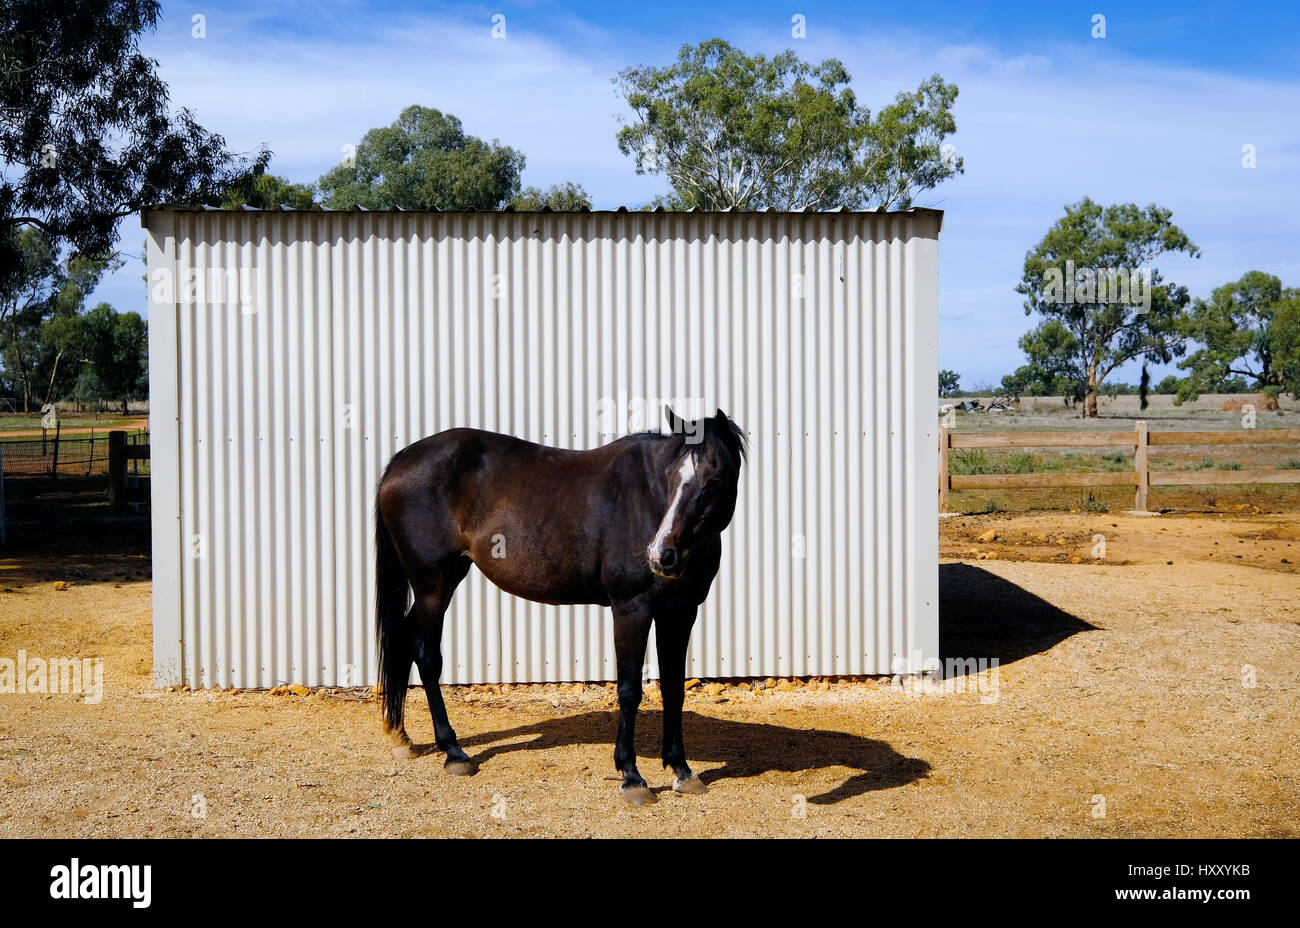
left=141, top=203, right=943, bottom=232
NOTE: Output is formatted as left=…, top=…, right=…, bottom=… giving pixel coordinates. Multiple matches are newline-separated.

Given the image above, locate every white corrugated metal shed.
left=144, top=205, right=940, bottom=688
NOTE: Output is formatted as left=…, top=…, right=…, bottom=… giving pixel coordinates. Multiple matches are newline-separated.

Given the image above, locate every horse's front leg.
left=655, top=609, right=707, bottom=794
left=612, top=600, right=654, bottom=805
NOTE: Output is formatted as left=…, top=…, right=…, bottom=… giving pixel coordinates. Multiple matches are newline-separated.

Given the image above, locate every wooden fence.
left=939, top=422, right=1300, bottom=513
left=108, top=429, right=150, bottom=516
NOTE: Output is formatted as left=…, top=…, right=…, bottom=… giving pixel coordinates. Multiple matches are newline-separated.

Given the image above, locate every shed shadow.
left=940, top=562, right=1098, bottom=674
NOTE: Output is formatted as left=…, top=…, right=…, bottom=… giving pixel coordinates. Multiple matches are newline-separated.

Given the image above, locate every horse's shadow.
left=411, top=711, right=929, bottom=804
left=403, top=566, right=1096, bottom=803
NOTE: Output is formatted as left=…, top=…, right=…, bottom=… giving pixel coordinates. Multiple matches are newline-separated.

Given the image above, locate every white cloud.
left=89, top=10, right=1300, bottom=390
left=142, top=11, right=658, bottom=202
left=786, top=30, right=1300, bottom=383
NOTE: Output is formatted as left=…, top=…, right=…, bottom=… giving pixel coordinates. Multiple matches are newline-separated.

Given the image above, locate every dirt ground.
left=1, top=511, right=1297, bottom=838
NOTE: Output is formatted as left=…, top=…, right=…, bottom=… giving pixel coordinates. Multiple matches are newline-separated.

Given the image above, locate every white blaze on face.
left=649, top=454, right=695, bottom=560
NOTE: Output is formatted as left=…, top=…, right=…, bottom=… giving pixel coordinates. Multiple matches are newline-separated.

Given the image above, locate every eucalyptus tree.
left=615, top=39, right=964, bottom=210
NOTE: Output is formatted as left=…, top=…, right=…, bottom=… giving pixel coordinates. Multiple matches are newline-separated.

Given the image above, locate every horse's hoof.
left=620, top=784, right=657, bottom=806
left=444, top=759, right=476, bottom=776
left=391, top=745, right=417, bottom=760
left=673, top=775, right=708, bottom=795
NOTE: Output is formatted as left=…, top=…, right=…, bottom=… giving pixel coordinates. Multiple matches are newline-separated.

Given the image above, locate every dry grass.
left=946, top=393, right=1300, bottom=514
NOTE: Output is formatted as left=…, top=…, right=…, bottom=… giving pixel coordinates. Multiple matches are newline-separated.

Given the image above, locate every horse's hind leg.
left=382, top=615, right=417, bottom=755
left=411, top=556, right=475, bottom=775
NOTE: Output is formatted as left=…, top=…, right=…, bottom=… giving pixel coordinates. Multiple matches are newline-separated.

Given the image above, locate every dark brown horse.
left=374, top=406, right=746, bottom=805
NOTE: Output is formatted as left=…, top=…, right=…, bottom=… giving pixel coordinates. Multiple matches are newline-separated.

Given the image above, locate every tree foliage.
left=938, top=369, right=960, bottom=396
left=615, top=39, right=963, bottom=210
left=67, top=301, right=148, bottom=413
left=1154, top=374, right=1183, bottom=394
left=1000, top=362, right=1076, bottom=399
left=0, top=227, right=142, bottom=413
left=1175, top=271, right=1300, bottom=402
left=508, top=181, right=592, bottom=211
left=0, top=227, right=116, bottom=411
left=1014, top=198, right=1199, bottom=417
left=0, top=0, right=266, bottom=286
left=317, top=105, right=525, bottom=210
left=215, top=169, right=316, bottom=210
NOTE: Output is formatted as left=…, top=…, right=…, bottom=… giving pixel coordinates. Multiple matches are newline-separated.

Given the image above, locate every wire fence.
left=0, top=429, right=150, bottom=479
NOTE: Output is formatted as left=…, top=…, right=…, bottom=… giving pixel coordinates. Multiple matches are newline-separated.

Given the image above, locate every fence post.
left=939, top=425, right=950, bottom=514
left=50, top=420, right=60, bottom=481
left=109, top=430, right=127, bottom=516
left=1134, top=420, right=1149, bottom=512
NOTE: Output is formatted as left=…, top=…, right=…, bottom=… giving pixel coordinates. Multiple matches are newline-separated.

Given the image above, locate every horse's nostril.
left=660, top=548, right=678, bottom=569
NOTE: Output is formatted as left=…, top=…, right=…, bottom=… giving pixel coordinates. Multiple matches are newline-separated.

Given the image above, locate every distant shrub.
left=1082, top=493, right=1109, bottom=513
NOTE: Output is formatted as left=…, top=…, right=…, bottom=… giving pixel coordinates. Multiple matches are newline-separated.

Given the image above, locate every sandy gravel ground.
left=1, top=511, right=1297, bottom=838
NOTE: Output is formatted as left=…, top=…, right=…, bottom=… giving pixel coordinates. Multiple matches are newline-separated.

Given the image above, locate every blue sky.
left=94, top=0, right=1300, bottom=388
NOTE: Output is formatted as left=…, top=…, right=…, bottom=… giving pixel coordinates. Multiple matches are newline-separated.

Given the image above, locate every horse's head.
left=647, top=406, right=746, bottom=579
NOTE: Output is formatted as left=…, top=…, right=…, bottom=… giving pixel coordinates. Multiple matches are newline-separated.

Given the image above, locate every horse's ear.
left=712, top=408, right=746, bottom=463
left=664, top=405, right=686, bottom=435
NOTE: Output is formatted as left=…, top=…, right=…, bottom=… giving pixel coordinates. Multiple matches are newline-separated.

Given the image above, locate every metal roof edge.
left=141, top=204, right=944, bottom=231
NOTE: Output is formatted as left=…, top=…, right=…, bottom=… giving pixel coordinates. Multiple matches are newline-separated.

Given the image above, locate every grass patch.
left=949, top=449, right=992, bottom=475
left=0, top=415, right=143, bottom=434
left=1001, top=451, right=1035, bottom=474
left=1217, top=461, right=1243, bottom=470
left=956, top=447, right=1138, bottom=473
left=950, top=449, right=1133, bottom=475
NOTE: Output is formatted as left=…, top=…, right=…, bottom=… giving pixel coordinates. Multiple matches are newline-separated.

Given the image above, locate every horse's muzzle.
left=648, top=545, right=684, bottom=579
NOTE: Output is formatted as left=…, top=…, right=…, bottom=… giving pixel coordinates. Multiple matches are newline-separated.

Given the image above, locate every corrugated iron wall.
left=146, top=209, right=939, bottom=688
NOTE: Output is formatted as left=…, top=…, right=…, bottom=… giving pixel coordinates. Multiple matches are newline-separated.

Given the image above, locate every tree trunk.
left=9, top=317, right=32, bottom=415
left=1084, top=363, right=1099, bottom=418
left=42, top=348, right=64, bottom=409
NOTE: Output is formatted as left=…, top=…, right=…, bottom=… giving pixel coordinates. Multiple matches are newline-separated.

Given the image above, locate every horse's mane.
left=620, top=417, right=748, bottom=470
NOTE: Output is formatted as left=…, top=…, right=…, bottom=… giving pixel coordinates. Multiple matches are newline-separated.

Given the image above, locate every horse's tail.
left=374, top=487, right=412, bottom=734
